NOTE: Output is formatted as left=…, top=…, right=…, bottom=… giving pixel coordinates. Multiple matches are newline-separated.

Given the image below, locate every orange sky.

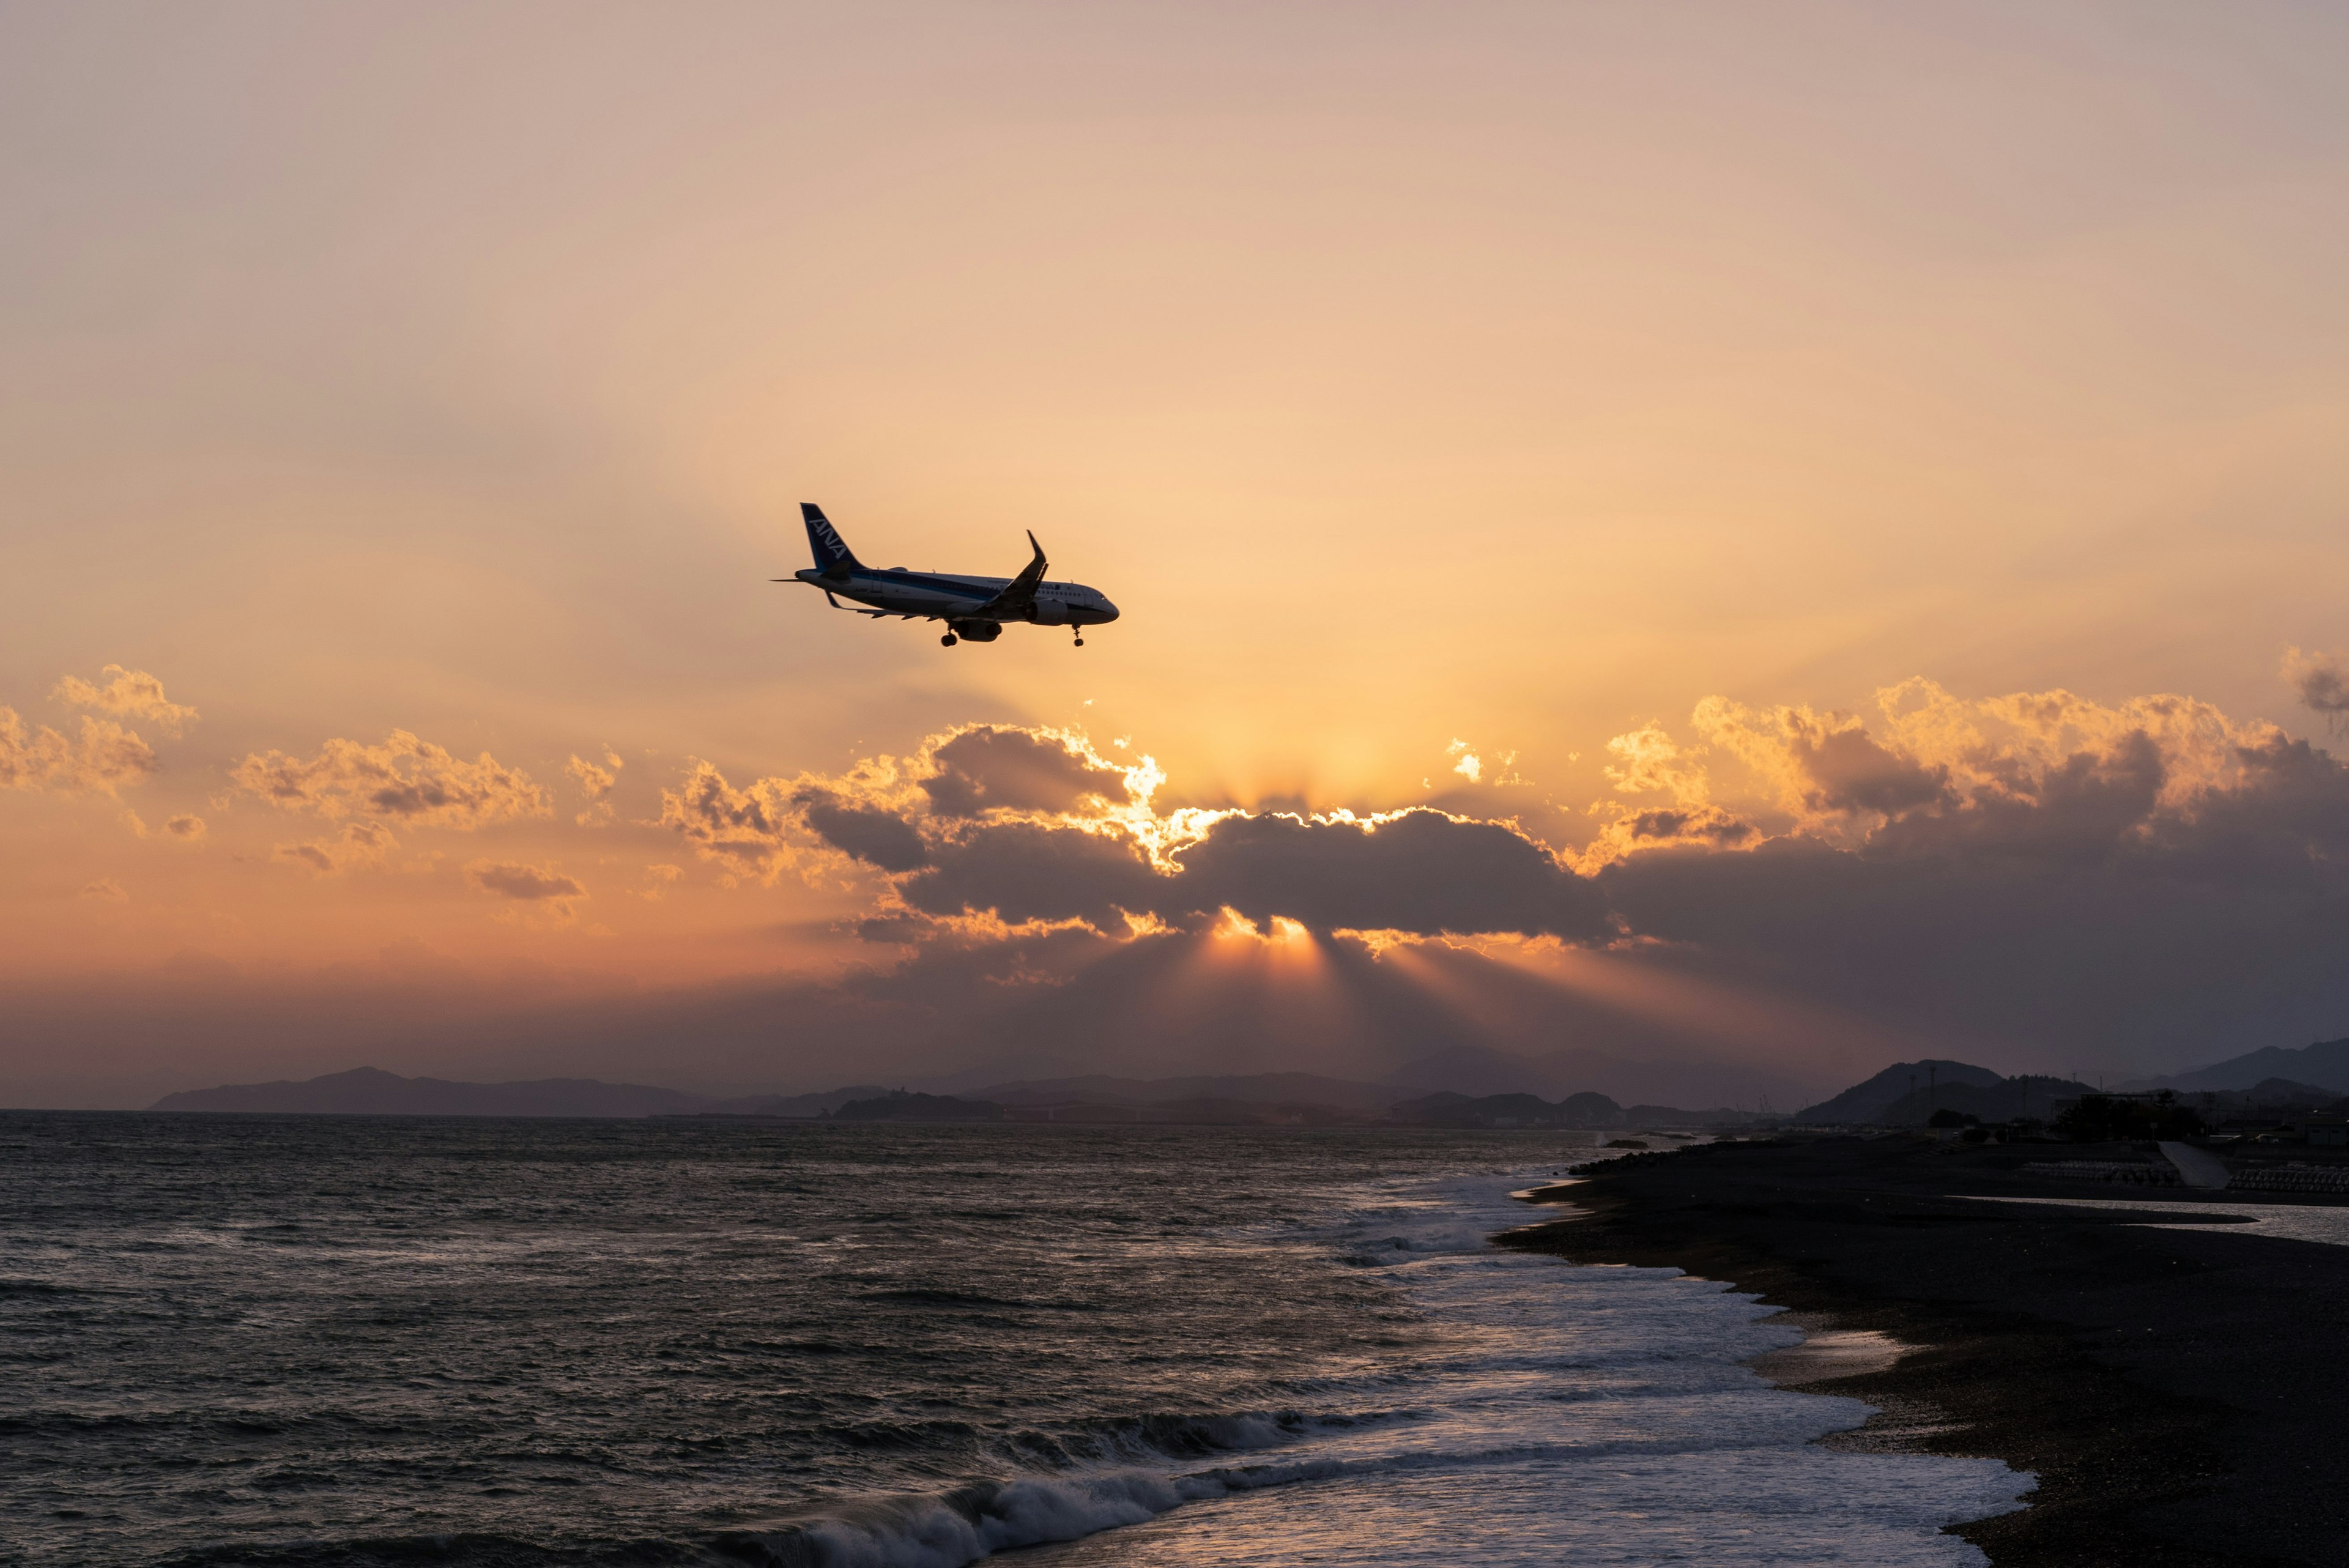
left=9, top=4, right=2349, bottom=1106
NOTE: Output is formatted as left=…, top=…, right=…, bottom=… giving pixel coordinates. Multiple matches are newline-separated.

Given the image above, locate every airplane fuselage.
left=794, top=565, right=1119, bottom=630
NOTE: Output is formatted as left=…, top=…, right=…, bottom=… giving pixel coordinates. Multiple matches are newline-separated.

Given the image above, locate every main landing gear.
left=941, top=633, right=957, bottom=647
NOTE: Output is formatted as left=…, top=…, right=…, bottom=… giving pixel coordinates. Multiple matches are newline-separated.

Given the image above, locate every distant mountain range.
left=148, top=1067, right=892, bottom=1120
left=2118, top=1038, right=2349, bottom=1096
left=146, top=1065, right=1771, bottom=1126
left=152, top=1034, right=2349, bottom=1128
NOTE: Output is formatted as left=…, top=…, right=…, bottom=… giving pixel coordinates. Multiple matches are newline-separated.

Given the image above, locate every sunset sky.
left=9, top=2, right=2349, bottom=1108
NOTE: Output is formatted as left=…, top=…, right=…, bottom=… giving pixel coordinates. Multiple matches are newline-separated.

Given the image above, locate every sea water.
left=0, top=1114, right=2025, bottom=1566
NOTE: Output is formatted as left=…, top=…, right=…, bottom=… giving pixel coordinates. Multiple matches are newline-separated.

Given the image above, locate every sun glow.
left=1208, top=908, right=1317, bottom=953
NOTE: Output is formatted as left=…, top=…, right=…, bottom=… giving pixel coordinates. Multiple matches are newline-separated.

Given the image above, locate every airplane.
left=777, top=502, right=1121, bottom=648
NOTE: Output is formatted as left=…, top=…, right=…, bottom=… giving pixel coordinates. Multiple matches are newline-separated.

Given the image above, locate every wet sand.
left=1505, top=1135, right=2349, bottom=1567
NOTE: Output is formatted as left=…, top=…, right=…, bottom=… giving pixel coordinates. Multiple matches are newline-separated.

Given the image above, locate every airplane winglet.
left=973, top=530, right=1049, bottom=620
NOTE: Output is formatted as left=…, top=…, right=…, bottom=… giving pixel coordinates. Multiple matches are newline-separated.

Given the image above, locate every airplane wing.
left=970, top=531, right=1048, bottom=620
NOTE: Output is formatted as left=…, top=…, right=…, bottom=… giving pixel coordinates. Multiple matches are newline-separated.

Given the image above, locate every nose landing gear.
left=1072, top=627, right=1086, bottom=648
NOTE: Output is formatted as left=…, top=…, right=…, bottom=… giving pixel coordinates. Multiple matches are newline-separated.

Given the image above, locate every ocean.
left=0, top=1114, right=2025, bottom=1567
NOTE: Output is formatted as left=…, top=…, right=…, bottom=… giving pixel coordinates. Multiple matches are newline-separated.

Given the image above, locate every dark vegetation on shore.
left=1521, top=1136, right=2349, bottom=1566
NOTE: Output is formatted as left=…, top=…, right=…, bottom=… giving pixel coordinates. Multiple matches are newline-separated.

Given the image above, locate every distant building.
left=2304, top=1116, right=2349, bottom=1148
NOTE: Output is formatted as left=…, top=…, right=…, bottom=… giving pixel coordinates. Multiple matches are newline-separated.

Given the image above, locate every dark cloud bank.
left=15, top=696, right=2349, bottom=1109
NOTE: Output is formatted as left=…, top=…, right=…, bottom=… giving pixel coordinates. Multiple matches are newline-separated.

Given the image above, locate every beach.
left=1512, top=1135, right=2349, bottom=1567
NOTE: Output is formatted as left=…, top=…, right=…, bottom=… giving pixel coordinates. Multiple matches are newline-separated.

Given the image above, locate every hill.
left=2123, top=1038, right=2349, bottom=1096
left=1863, top=1076, right=2095, bottom=1126
left=1795, top=1060, right=2006, bottom=1124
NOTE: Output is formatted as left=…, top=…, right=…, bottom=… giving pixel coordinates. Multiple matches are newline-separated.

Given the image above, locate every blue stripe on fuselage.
left=825, top=570, right=1001, bottom=614
left=848, top=568, right=1002, bottom=600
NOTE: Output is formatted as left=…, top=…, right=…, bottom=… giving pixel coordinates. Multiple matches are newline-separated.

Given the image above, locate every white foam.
left=1055, top=1169, right=2028, bottom=1567
left=743, top=1167, right=2032, bottom=1568
left=726, top=1471, right=1192, bottom=1568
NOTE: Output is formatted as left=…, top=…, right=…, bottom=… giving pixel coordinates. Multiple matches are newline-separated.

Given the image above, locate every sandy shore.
left=1505, top=1135, right=2349, bottom=1567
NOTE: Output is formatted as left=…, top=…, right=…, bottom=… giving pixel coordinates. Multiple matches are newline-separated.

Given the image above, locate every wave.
left=712, top=1403, right=1416, bottom=1568
left=1009, top=1408, right=1305, bottom=1463
left=714, top=1471, right=1193, bottom=1568
left=712, top=1414, right=1899, bottom=1568
left=147, top=1431, right=1329, bottom=1568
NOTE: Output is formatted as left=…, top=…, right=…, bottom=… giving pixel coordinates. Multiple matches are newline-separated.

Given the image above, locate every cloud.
left=78, top=879, right=128, bottom=902
left=0, top=709, right=157, bottom=797
left=231, top=730, right=551, bottom=828
left=1171, top=809, right=1611, bottom=940
left=1589, top=682, right=2349, bottom=1067
left=887, top=795, right=1609, bottom=945
left=654, top=728, right=1151, bottom=884
left=570, top=751, right=623, bottom=799
left=1688, top=699, right=1946, bottom=820
left=568, top=750, right=623, bottom=825
left=125, top=809, right=209, bottom=842
left=795, top=787, right=932, bottom=871
left=614, top=685, right=2349, bottom=1083
left=851, top=688, right=2349, bottom=1071
left=1606, top=804, right=1757, bottom=849
left=1603, top=723, right=1709, bottom=804
left=467, top=860, right=587, bottom=902
left=658, top=723, right=1607, bottom=942
left=921, top=726, right=1135, bottom=818
left=899, top=821, right=1166, bottom=930
left=681, top=719, right=1611, bottom=940
left=273, top=822, right=397, bottom=875
left=1582, top=721, right=1757, bottom=860
left=2285, top=648, right=2349, bottom=726
left=1788, top=725, right=1950, bottom=816
left=51, top=666, right=198, bottom=737
left=637, top=863, right=683, bottom=901
left=656, top=762, right=800, bottom=883
left=466, top=859, right=589, bottom=924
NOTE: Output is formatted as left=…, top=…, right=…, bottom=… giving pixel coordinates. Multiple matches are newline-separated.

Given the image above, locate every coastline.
left=1504, top=1136, right=2349, bottom=1567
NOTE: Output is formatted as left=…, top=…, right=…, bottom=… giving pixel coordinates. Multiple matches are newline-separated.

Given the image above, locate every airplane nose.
left=1099, top=600, right=1119, bottom=622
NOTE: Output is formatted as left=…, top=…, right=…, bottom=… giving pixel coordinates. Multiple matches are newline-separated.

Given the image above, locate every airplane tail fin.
left=801, top=503, right=859, bottom=579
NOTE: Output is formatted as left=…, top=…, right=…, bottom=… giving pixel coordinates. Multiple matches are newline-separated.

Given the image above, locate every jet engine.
left=946, top=619, right=1002, bottom=642
left=1029, top=599, right=1072, bottom=626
